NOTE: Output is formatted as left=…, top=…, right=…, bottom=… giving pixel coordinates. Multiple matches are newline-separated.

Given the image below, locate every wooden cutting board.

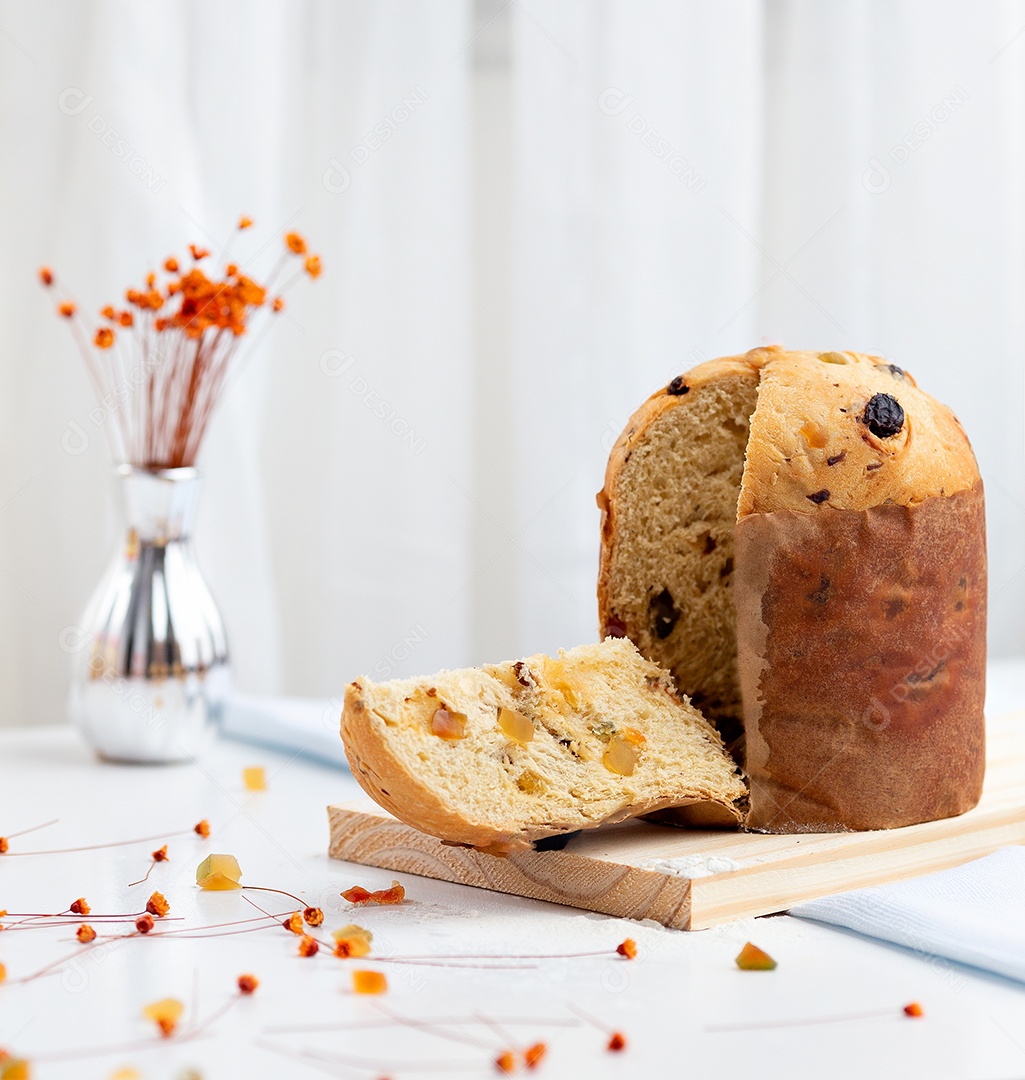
left=328, top=711, right=1025, bottom=930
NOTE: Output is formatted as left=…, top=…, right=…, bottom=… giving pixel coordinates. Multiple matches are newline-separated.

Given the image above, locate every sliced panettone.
left=598, top=346, right=986, bottom=832
left=340, top=637, right=748, bottom=854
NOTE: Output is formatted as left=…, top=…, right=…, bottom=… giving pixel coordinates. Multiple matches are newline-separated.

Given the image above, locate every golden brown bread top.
left=597, top=345, right=980, bottom=526
left=737, top=347, right=979, bottom=516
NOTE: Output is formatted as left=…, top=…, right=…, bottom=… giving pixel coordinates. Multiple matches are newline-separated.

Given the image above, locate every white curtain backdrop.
left=0, top=0, right=1022, bottom=728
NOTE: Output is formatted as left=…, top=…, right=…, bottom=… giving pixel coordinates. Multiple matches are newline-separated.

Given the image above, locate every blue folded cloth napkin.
left=220, top=694, right=347, bottom=768
left=790, top=847, right=1025, bottom=984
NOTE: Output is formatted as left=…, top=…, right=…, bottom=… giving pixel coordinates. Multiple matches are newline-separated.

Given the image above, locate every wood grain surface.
left=328, top=711, right=1025, bottom=930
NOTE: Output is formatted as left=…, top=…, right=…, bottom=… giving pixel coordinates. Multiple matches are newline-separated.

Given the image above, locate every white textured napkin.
left=790, top=847, right=1025, bottom=984
left=220, top=694, right=347, bottom=768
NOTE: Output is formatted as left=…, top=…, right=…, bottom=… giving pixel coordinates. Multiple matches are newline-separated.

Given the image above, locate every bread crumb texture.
left=341, top=637, right=748, bottom=853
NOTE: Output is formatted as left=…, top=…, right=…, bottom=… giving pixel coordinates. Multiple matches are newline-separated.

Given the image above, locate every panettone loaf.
left=340, top=637, right=748, bottom=855
left=598, top=346, right=986, bottom=832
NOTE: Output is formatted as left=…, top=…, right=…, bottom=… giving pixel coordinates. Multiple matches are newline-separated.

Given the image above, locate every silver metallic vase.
left=68, top=465, right=231, bottom=762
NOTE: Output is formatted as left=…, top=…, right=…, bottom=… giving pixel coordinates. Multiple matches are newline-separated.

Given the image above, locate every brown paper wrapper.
left=735, top=483, right=986, bottom=832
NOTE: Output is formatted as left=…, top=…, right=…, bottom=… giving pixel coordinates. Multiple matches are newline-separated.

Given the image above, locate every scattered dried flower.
left=238, top=973, right=258, bottom=995
left=903, top=1002, right=924, bottom=1018
left=495, top=1050, right=515, bottom=1074
left=58, top=301, right=76, bottom=318
left=94, top=327, right=114, bottom=348
left=196, top=853, right=242, bottom=890
left=164, top=257, right=179, bottom=273
left=39, top=267, right=54, bottom=286
left=304, top=254, right=322, bottom=279
left=70, top=898, right=90, bottom=916
left=352, top=969, right=387, bottom=995
left=1, top=1060, right=30, bottom=1080
left=146, top=892, right=170, bottom=917
left=118, top=311, right=134, bottom=328
left=0, top=838, right=7, bottom=854
left=616, top=938, right=637, bottom=960
left=303, top=906, right=324, bottom=928
left=607, top=1032, right=627, bottom=1051
left=135, top=913, right=154, bottom=934
left=142, top=997, right=183, bottom=1037
left=76, top=924, right=96, bottom=943
left=194, top=819, right=211, bottom=838
left=342, top=881, right=405, bottom=906
left=285, top=232, right=307, bottom=255
left=735, top=942, right=776, bottom=971
left=0, top=962, right=6, bottom=983
left=153, top=845, right=168, bottom=863
left=242, top=766, right=266, bottom=792
left=272, top=297, right=284, bottom=312
left=238, top=216, right=254, bottom=230
left=524, top=1042, right=546, bottom=1068
left=298, top=935, right=319, bottom=957
left=189, top=244, right=210, bottom=261
left=283, top=911, right=303, bottom=935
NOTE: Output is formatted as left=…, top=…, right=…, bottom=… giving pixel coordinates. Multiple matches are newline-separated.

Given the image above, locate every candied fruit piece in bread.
left=340, top=637, right=748, bottom=854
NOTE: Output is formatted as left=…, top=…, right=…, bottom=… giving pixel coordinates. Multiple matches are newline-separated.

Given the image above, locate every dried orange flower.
left=194, top=819, right=210, bottom=838
left=1, top=1060, right=29, bottom=1080
left=524, top=1042, right=546, bottom=1068
left=76, top=924, right=96, bottom=943
left=58, top=301, right=76, bottom=318
left=352, top=969, right=387, bottom=995
left=164, top=257, right=179, bottom=273
left=238, top=973, right=258, bottom=995
left=303, top=906, right=324, bottom=928
left=0, top=838, right=8, bottom=854
left=304, top=254, right=322, bottom=279
left=495, top=1050, right=515, bottom=1074
left=0, top=962, right=6, bottom=983
left=39, top=266, right=54, bottom=286
left=152, top=845, right=169, bottom=863
left=285, top=232, right=307, bottom=255
left=101, top=304, right=116, bottom=320
left=297, top=935, right=319, bottom=957
left=226, top=262, right=239, bottom=277
left=94, top=327, right=114, bottom=348
left=342, top=881, right=405, bottom=906
left=135, top=913, right=155, bottom=934
left=242, top=766, right=266, bottom=791
left=118, top=311, right=134, bottom=328
left=196, top=853, right=241, bottom=890
left=903, top=1002, right=924, bottom=1018
left=616, top=938, right=637, bottom=960
left=271, top=297, right=284, bottom=312
left=238, top=215, right=254, bottom=230
left=282, top=911, right=303, bottom=935
left=142, top=997, right=183, bottom=1037
left=735, top=942, right=776, bottom=970
left=189, top=244, right=210, bottom=261
left=70, top=898, right=90, bottom=916
left=332, top=923, right=373, bottom=959
left=607, top=1032, right=627, bottom=1051
left=146, top=892, right=170, bottom=917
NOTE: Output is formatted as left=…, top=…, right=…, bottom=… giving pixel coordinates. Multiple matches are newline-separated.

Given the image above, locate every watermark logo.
left=598, top=87, right=705, bottom=192
left=324, top=87, right=430, bottom=193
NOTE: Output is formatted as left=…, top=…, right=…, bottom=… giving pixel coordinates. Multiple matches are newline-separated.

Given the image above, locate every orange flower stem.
left=568, top=1004, right=616, bottom=1034
left=0, top=827, right=196, bottom=858
left=1, top=818, right=59, bottom=840
left=706, top=1007, right=902, bottom=1033
left=241, top=884, right=307, bottom=906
